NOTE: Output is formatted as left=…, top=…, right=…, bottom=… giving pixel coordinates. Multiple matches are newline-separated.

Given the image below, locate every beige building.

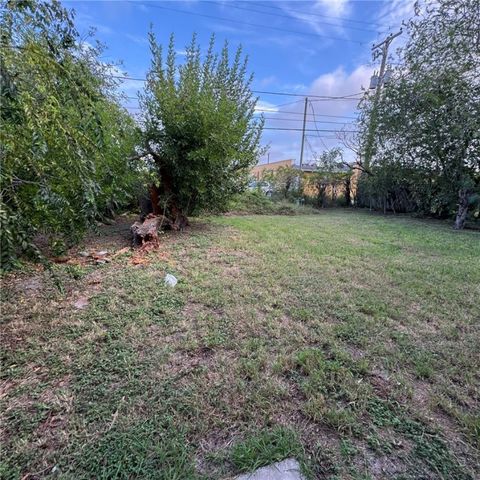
left=251, top=158, right=360, bottom=204
left=251, top=159, right=295, bottom=180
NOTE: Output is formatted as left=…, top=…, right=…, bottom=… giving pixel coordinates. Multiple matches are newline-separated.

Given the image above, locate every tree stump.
left=130, top=214, right=171, bottom=247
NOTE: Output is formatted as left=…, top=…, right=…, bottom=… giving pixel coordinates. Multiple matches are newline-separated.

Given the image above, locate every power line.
left=254, top=89, right=363, bottom=99
left=125, top=110, right=355, bottom=126
left=304, top=136, right=318, bottom=163
left=125, top=109, right=355, bottom=128
left=310, top=95, right=363, bottom=103
left=263, top=117, right=355, bottom=125
left=309, top=101, right=321, bottom=135
left=251, top=1, right=390, bottom=28
left=127, top=101, right=305, bottom=111
left=110, top=75, right=146, bottom=82
left=204, top=1, right=382, bottom=34
left=309, top=100, right=327, bottom=136
left=308, top=100, right=331, bottom=150
left=254, top=109, right=357, bottom=120
left=305, top=134, right=339, bottom=141
left=264, top=127, right=360, bottom=133
left=111, top=74, right=363, bottom=103
left=109, top=74, right=364, bottom=100
left=135, top=2, right=366, bottom=45
left=121, top=98, right=359, bottom=119
left=125, top=95, right=304, bottom=109
left=271, top=99, right=305, bottom=108
left=125, top=108, right=356, bottom=127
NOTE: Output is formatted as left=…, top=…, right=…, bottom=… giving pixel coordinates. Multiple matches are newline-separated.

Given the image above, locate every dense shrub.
left=0, top=1, right=139, bottom=268
left=357, top=0, right=480, bottom=228
left=227, top=191, right=318, bottom=215
left=138, top=33, right=264, bottom=229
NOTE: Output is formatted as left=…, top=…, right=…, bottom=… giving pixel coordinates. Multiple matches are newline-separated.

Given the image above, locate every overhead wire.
left=304, top=136, right=318, bottom=164
left=262, top=117, right=356, bottom=125
left=250, top=1, right=390, bottom=28
left=263, top=127, right=360, bottom=133
left=254, top=109, right=357, bottom=120
left=254, top=90, right=363, bottom=100
left=308, top=101, right=331, bottom=150
left=132, top=2, right=367, bottom=45
left=309, top=99, right=358, bottom=133
left=203, top=1, right=383, bottom=34
left=107, top=74, right=364, bottom=100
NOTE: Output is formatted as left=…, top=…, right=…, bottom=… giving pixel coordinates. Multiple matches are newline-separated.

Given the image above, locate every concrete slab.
left=235, top=458, right=305, bottom=480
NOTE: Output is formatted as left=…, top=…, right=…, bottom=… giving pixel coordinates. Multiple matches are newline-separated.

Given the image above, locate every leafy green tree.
left=262, top=166, right=304, bottom=201
left=307, top=149, right=351, bottom=207
left=139, top=33, right=264, bottom=228
left=357, top=0, right=480, bottom=228
left=0, top=0, right=139, bottom=268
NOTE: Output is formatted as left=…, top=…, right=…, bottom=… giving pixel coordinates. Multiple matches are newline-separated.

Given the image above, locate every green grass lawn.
left=1, top=210, right=479, bottom=479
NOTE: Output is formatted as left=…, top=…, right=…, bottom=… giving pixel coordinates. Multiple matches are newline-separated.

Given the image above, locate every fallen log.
left=130, top=214, right=172, bottom=247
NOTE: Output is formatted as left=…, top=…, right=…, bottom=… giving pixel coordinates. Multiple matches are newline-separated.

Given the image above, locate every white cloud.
left=376, top=0, right=415, bottom=27
left=257, top=65, right=373, bottom=163
left=77, top=40, right=95, bottom=54
left=281, top=83, right=308, bottom=93
left=255, top=100, right=279, bottom=113
left=75, top=12, right=113, bottom=36
left=311, top=65, right=372, bottom=95
left=276, top=0, right=354, bottom=43
left=364, top=1, right=415, bottom=65
left=105, top=65, right=145, bottom=99
left=125, top=34, right=148, bottom=46
left=308, top=65, right=372, bottom=116
left=316, top=0, right=351, bottom=17
left=260, top=75, right=277, bottom=87
left=280, top=7, right=327, bottom=36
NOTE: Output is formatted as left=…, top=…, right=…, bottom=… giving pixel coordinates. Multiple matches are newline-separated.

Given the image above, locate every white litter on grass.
left=235, top=459, right=305, bottom=480
left=164, top=274, right=178, bottom=287
left=74, top=297, right=89, bottom=310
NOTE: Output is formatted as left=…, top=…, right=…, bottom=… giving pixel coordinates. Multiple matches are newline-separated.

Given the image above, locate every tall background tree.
left=306, top=148, right=352, bottom=208
left=139, top=33, right=264, bottom=229
left=261, top=166, right=304, bottom=201
left=0, top=0, right=139, bottom=269
left=357, top=0, right=480, bottom=228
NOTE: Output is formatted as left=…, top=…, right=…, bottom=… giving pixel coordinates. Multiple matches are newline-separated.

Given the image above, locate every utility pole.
left=299, top=96, right=308, bottom=169
left=363, top=29, right=402, bottom=171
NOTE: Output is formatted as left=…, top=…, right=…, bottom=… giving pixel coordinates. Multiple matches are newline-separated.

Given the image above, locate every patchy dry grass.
left=1, top=211, right=479, bottom=479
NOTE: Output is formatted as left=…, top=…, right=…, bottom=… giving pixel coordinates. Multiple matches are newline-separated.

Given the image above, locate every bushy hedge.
left=227, top=191, right=319, bottom=215
left=0, top=1, right=139, bottom=269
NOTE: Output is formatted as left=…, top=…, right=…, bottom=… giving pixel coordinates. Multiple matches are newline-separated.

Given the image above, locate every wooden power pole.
left=363, top=29, right=402, bottom=170
left=299, top=97, right=308, bottom=169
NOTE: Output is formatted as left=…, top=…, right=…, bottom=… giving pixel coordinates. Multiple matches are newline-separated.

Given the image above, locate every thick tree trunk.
left=149, top=184, right=162, bottom=215
left=140, top=150, right=190, bottom=238
left=155, top=165, right=190, bottom=229
left=170, top=203, right=189, bottom=231
left=132, top=177, right=189, bottom=246
left=345, top=178, right=351, bottom=206
left=453, top=188, right=469, bottom=230
left=131, top=214, right=172, bottom=246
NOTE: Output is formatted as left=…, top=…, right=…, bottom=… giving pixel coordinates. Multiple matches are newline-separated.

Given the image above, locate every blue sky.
left=64, top=0, right=414, bottom=164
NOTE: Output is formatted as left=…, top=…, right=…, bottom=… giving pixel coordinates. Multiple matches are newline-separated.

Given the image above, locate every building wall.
left=251, top=159, right=361, bottom=205
left=304, top=164, right=361, bottom=204
left=251, top=159, right=294, bottom=180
